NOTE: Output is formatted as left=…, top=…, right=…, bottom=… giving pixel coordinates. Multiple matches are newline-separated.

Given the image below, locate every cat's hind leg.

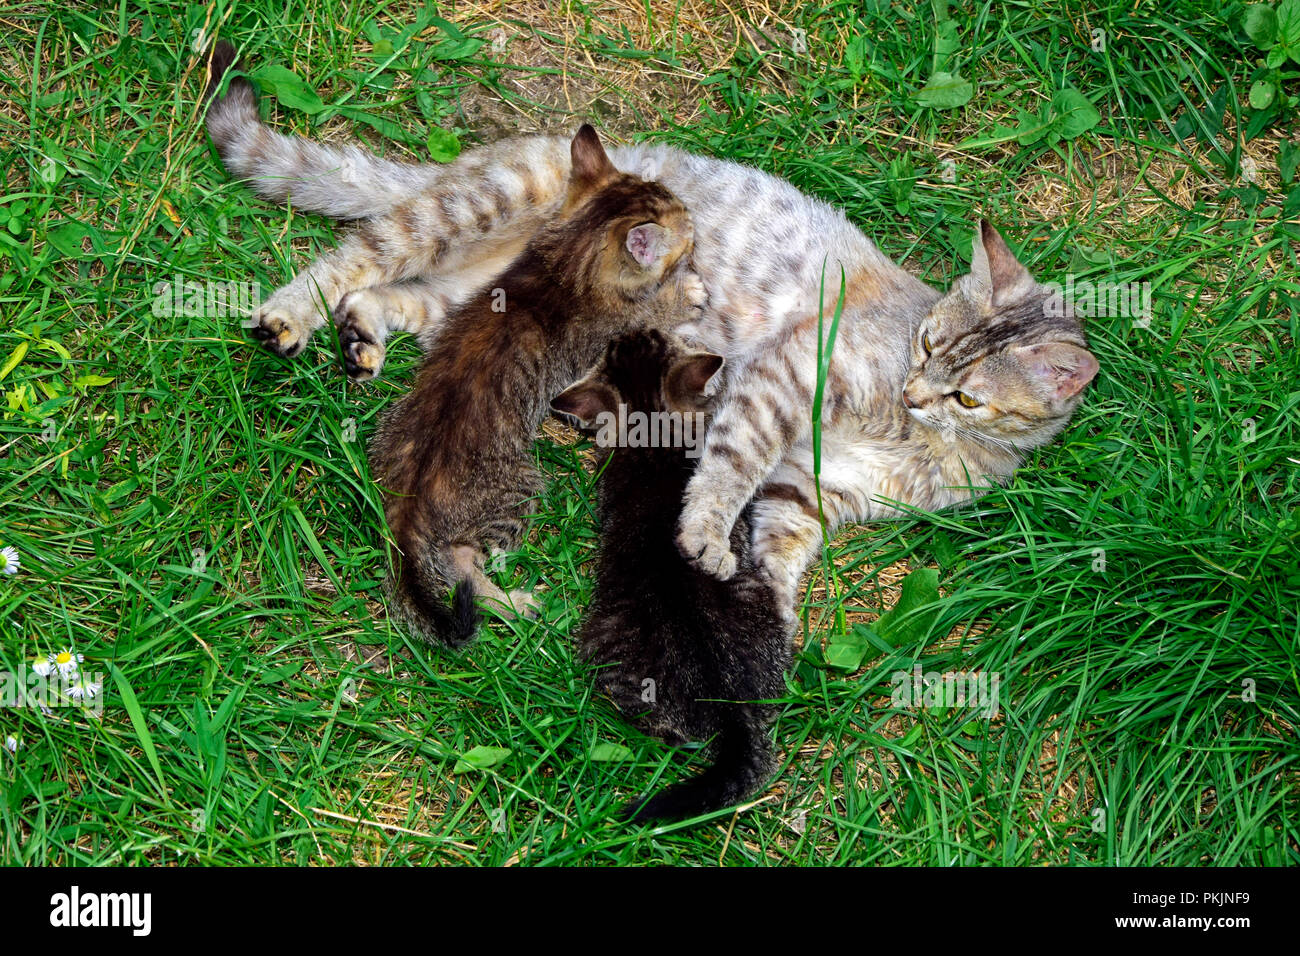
left=448, top=544, right=540, bottom=622
left=333, top=279, right=454, bottom=381
left=246, top=146, right=566, bottom=366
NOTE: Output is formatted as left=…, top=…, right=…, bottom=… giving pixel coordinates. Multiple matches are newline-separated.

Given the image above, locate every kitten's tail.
left=624, top=710, right=774, bottom=824
left=202, top=40, right=442, bottom=220
left=398, top=556, right=479, bottom=648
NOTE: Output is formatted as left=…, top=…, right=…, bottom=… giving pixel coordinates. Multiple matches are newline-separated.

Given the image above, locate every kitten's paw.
left=682, top=272, right=708, bottom=307
left=679, top=272, right=708, bottom=320
left=676, top=518, right=738, bottom=580
left=247, top=295, right=323, bottom=359
left=334, top=291, right=388, bottom=381
left=481, top=588, right=542, bottom=621
left=507, top=588, right=543, bottom=620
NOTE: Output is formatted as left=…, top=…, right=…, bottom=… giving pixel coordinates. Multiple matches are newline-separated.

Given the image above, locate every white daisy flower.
left=31, top=658, right=54, bottom=678
left=4, top=736, right=16, bottom=754
left=67, top=678, right=102, bottom=701
left=0, top=546, right=18, bottom=575
left=51, top=648, right=82, bottom=678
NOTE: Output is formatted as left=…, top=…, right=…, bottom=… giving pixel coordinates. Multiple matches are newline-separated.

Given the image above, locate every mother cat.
left=205, top=42, right=1098, bottom=612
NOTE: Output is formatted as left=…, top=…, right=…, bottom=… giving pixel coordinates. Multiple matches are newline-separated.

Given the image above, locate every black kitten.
left=553, top=329, right=793, bottom=822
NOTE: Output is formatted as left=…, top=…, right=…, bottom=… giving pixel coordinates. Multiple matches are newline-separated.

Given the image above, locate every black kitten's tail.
left=398, top=560, right=479, bottom=648
left=624, top=711, right=774, bottom=824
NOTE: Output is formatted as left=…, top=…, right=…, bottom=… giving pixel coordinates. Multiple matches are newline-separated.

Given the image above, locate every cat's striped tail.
left=623, top=710, right=774, bottom=824
left=202, top=41, right=442, bottom=220
left=397, top=558, right=479, bottom=648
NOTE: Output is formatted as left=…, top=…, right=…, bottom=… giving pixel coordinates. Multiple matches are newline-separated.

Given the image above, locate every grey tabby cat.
left=205, top=42, right=1099, bottom=613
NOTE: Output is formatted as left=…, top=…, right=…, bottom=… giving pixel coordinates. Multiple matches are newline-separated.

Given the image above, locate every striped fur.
left=366, top=125, right=702, bottom=645
left=204, top=43, right=1099, bottom=615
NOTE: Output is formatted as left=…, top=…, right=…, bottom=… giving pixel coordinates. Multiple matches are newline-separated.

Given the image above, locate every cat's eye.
left=921, top=331, right=933, bottom=354
left=952, top=391, right=981, bottom=408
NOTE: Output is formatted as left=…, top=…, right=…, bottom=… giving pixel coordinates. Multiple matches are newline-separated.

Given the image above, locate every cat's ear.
left=969, top=220, right=1034, bottom=307
left=626, top=223, right=668, bottom=268
left=569, top=124, right=617, bottom=191
left=552, top=376, right=619, bottom=427
left=666, top=351, right=724, bottom=405
left=1013, top=342, right=1099, bottom=400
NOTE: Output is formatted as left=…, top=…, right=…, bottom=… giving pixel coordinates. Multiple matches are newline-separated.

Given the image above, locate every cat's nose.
left=902, top=390, right=918, bottom=409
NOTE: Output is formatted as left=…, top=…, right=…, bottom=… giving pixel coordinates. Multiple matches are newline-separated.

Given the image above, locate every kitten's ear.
left=1013, top=342, right=1099, bottom=400
left=551, top=376, right=619, bottom=427
left=626, top=222, right=668, bottom=268
left=666, top=351, right=724, bottom=405
left=569, top=124, right=617, bottom=191
left=969, top=220, right=1034, bottom=307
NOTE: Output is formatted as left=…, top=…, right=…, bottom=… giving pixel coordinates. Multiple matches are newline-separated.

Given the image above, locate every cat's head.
left=552, top=328, right=723, bottom=425
left=902, top=220, right=1099, bottom=452
left=559, top=125, right=696, bottom=298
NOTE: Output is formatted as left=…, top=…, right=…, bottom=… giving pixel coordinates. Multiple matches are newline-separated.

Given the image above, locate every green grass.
left=1, top=0, right=1296, bottom=865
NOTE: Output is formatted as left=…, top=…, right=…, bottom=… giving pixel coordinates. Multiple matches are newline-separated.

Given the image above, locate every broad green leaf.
left=933, top=19, right=959, bottom=72
left=916, top=71, right=973, bottom=109
left=589, top=741, right=633, bottom=761
left=427, top=127, right=462, bottom=163
left=1016, top=106, right=1054, bottom=146
left=453, top=745, right=511, bottom=773
left=1279, top=140, right=1299, bottom=183
left=875, top=568, right=943, bottom=646
left=1279, top=0, right=1300, bottom=52
left=0, top=341, right=28, bottom=383
left=1283, top=183, right=1300, bottom=217
left=1249, top=80, right=1276, bottom=110
left=845, top=35, right=868, bottom=78
left=429, top=34, right=484, bottom=61
left=340, top=106, right=416, bottom=145
left=1051, top=88, right=1101, bottom=139
left=73, top=373, right=114, bottom=388
left=1243, top=4, right=1279, bottom=48
left=252, top=64, right=325, bottom=114
left=47, top=221, right=103, bottom=258
left=825, top=636, right=871, bottom=672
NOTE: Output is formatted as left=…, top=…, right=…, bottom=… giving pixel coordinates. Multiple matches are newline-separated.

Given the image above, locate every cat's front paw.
left=247, top=293, right=324, bottom=359
left=676, top=515, right=738, bottom=580
left=680, top=271, right=708, bottom=319
left=334, top=290, right=388, bottom=381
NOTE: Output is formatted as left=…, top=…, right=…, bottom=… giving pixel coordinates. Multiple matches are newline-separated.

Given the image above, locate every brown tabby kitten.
left=368, top=126, right=703, bottom=645
left=552, top=329, right=792, bottom=823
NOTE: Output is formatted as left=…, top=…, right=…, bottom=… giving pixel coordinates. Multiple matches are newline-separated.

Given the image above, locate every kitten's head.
left=902, top=220, right=1099, bottom=452
left=551, top=328, right=723, bottom=426
left=559, top=125, right=695, bottom=299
